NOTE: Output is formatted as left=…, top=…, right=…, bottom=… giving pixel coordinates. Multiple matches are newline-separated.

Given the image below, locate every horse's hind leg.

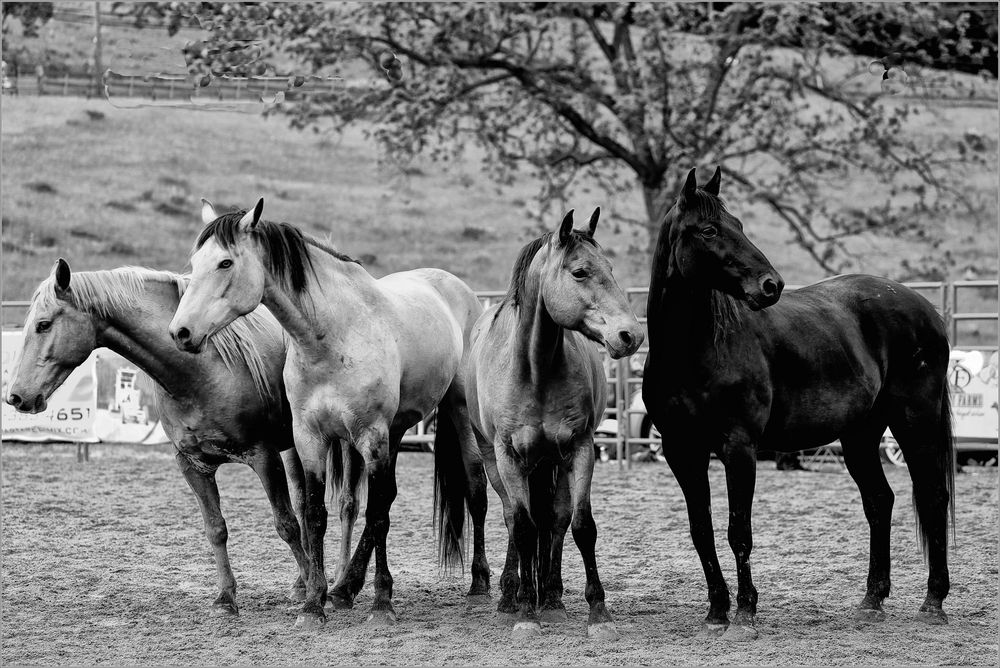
left=328, top=441, right=363, bottom=610
left=840, top=419, right=894, bottom=621
left=174, top=454, right=237, bottom=615
left=280, top=447, right=308, bottom=601
left=567, top=438, right=618, bottom=640
left=249, top=449, right=310, bottom=605
left=479, top=436, right=520, bottom=614
left=538, top=468, right=572, bottom=623
left=360, top=426, right=401, bottom=625
left=889, top=395, right=953, bottom=624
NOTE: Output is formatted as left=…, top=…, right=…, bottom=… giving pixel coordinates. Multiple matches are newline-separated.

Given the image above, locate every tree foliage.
left=143, top=2, right=995, bottom=275
left=2, top=2, right=54, bottom=38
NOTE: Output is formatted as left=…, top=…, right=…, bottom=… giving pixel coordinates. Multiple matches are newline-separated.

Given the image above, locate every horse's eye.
left=218, top=259, right=234, bottom=269
left=700, top=226, right=718, bottom=239
left=36, top=320, right=52, bottom=333
left=571, top=268, right=589, bottom=280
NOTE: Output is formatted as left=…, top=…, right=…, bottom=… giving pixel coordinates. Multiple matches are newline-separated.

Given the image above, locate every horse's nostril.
left=175, top=327, right=191, bottom=342
left=619, top=330, right=633, bottom=346
left=761, top=278, right=778, bottom=298
left=7, top=393, right=21, bottom=408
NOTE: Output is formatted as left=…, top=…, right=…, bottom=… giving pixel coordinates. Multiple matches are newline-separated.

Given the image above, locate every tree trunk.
left=641, top=176, right=683, bottom=254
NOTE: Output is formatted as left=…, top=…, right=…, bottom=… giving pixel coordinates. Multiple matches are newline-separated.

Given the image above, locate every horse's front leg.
left=479, top=435, right=519, bottom=615
left=719, top=430, right=760, bottom=641
left=494, top=440, right=541, bottom=639
left=661, top=434, right=730, bottom=632
left=568, top=439, right=618, bottom=640
left=293, top=426, right=331, bottom=628
left=174, top=453, right=237, bottom=615
left=248, top=448, right=309, bottom=605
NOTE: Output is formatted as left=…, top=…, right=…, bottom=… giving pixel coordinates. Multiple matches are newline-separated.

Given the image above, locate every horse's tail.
left=433, top=404, right=468, bottom=573
left=912, top=379, right=957, bottom=560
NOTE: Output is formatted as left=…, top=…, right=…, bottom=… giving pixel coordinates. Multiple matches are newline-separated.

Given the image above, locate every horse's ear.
left=587, top=207, right=600, bottom=237
left=201, top=198, right=219, bottom=226
left=239, top=197, right=264, bottom=230
left=53, top=258, right=71, bottom=294
left=704, top=166, right=721, bottom=197
left=681, top=167, right=698, bottom=202
left=557, top=209, right=575, bottom=245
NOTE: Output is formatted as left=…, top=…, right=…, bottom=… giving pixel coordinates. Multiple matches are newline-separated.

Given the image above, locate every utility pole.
left=93, top=1, right=103, bottom=97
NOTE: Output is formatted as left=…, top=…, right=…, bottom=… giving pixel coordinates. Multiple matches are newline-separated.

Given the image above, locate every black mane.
left=195, top=211, right=358, bottom=294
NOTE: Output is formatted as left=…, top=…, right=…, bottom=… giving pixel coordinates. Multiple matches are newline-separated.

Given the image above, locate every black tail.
left=433, top=404, right=468, bottom=573
left=913, top=383, right=957, bottom=559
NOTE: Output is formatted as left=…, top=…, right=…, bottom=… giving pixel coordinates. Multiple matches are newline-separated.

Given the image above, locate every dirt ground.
left=1, top=443, right=996, bottom=666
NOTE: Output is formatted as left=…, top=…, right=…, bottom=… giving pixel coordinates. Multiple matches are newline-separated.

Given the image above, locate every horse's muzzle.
left=6, top=392, right=47, bottom=414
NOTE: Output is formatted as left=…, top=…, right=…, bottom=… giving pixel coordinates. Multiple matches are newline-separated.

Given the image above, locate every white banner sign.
left=948, top=350, right=999, bottom=442
left=2, top=330, right=99, bottom=442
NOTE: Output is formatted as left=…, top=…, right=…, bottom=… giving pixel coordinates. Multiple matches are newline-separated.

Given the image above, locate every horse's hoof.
left=918, top=606, right=948, bottom=625
left=700, top=622, right=728, bottom=638
left=366, top=609, right=398, bottom=626
left=511, top=621, right=542, bottom=639
left=211, top=602, right=238, bottom=616
left=294, top=612, right=326, bottom=628
left=720, top=625, right=758, bottom=642
left=587, top=622, right=619, bottom=641
left=854, top=606, right=887, bottom=622
left=539, top=606, right=568, bottom=623
left=327, top=594, right=354, bottom=611
left=466, top=593, right=492, bottom=607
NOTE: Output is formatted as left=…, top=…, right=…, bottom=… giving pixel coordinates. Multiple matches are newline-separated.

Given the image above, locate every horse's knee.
left=274, top=516, right=300, bottom=545
left=205, top=519, right=228, bottom=547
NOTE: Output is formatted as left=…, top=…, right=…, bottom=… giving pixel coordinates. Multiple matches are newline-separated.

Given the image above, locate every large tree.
left=140, top=2, right=995, bottom=274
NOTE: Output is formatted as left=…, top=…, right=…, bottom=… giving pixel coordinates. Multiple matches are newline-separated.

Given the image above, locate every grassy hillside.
left=3, top=93, right=997, bottom=304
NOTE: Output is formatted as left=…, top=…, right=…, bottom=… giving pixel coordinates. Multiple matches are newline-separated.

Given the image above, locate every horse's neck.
left=511, top=273, right=565, bottom=386
left=261, top=253, right=375, bottom=356
left=94, top=279, right=202, bottom=397
left=647, top=250, right=723, bottom=365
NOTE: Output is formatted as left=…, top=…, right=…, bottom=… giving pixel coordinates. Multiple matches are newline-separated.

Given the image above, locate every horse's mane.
left=32, top=266, right=280, bottom=406
left=709, top=290, right=746, bottom=342
left=497, top=230, right=598, bottom=316
left=196, top=211, right=359, bottom=294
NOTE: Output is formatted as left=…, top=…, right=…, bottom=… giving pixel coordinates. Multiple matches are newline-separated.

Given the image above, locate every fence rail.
left=3, top=280, right=996, bottom=463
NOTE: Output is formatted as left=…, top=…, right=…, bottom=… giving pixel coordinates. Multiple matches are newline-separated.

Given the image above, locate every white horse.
left=168, top=199, right=490, bottom=627
left=6, top=260, right=307, bottom=615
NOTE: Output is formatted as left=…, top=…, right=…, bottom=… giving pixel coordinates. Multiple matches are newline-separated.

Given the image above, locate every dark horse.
left=642, top=167, right=955, bottom=640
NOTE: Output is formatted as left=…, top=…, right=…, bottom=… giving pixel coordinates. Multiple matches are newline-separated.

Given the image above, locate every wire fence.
left=3, top=280, right=996, bottom=465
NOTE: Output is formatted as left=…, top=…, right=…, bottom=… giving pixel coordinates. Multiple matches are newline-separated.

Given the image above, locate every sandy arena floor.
left=1, top=443, right=997, bottom=665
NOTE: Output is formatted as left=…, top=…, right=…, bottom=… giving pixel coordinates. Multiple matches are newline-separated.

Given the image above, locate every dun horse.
left=465, top=209, right=644, bottom=639
left=169, top=199, right=490, bottom=627
left=642, top=168, right=955, bottom=640
left=5, top=261, right=308, bottom=615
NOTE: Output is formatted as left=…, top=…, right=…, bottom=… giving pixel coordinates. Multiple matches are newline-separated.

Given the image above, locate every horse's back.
left=758, top=274, right=948, bottom=448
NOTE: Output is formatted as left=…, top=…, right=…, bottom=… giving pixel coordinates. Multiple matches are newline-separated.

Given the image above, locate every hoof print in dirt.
left=700, top=622, right=728, bottom=638
left=294, top=613, right=326, bottom=629
left=918, top=607, right=949, bottom=625
left=720, top=625, right=759, bottom=642
left=587, top=622, right=619, bottom=640
left=511, top=621, right=542, bottom=639
left=465, top=594, right=492, bottom=607
left=539, top=606, right=569, bottom=623
left=365, top=609, right=398, bottom=626
left=854, top=607, right=887, bottom=622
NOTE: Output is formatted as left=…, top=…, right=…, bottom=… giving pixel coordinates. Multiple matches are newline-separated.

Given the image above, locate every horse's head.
left=169, top=198, right=268, bottom=353
left=661, top=167, right=783, bottom=310
left=539, top=208, right=644, bottom=359
left=6, top=259, right=98, bottom=413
